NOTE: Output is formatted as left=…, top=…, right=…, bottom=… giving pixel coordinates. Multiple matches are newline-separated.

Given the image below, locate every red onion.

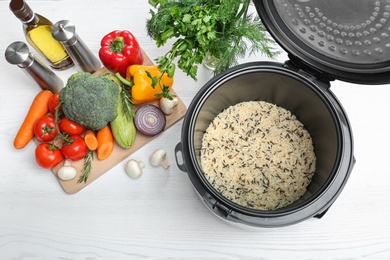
left=134, top=104, right=166, bottom=136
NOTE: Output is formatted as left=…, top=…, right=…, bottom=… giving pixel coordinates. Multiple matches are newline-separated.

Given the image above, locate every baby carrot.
left=84, top=129, right=98, bottom=151
left=14, top=90, right=53, bottom=149
left=96, top=125, right=114, bottom=160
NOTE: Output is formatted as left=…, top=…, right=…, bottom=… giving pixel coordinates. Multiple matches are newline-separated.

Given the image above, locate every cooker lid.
left=253, top=0, right=390, bottom=84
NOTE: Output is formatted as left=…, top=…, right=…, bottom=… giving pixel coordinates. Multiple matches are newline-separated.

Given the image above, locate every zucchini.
left=105, top=73, right=136, bottom=149
left=110, top=93, right=136, bottom=148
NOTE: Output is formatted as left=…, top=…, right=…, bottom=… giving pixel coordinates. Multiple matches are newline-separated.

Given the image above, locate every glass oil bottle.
left=9, top=0, right=74, bottom=70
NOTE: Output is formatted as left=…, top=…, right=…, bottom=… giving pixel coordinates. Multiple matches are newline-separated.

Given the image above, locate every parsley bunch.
left=146, top=0, right=280, bottom=80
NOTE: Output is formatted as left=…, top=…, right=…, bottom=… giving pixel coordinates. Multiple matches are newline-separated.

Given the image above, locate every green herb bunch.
left=146, top=0, right=280, bottom=80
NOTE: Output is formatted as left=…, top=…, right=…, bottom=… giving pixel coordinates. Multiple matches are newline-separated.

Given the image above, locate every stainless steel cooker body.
left=175, top=61, right=355, bottom=227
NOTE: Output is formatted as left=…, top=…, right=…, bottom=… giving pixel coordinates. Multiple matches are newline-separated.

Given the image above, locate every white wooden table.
left=1, top=0, right=390, bottom=258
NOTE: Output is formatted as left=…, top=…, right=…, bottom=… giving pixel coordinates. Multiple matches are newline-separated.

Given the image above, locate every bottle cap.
left=10, top=0, right=34, bottom=23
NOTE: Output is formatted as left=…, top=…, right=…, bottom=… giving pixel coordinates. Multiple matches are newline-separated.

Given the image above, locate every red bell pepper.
left=99, top=30, right=144, bottom=77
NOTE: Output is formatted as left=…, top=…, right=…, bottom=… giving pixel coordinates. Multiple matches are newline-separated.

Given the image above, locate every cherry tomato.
left=34, top=115, right=58, bottom=142
left=59, top=117, right=85, bottom=135
left=48, top=92, right=62, bottom=115
left=61, top=135, right=88, bottom=161
left=35, top=143, right=63, bottom=169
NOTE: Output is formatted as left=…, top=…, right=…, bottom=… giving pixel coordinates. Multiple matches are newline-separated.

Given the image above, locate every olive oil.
left=10, top=0, right=73, bottom=70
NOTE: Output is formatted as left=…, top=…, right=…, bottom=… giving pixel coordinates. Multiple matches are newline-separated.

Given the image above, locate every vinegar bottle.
left=10, top=0, right=74, bottom=70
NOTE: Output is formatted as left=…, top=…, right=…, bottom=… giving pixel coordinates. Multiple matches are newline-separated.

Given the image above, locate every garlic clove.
left=57, top=165, right=77, bottom=181
left=159, top=97, right=178, bottom=115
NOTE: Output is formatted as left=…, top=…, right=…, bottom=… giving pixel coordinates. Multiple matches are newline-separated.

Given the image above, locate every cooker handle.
left=174, top=142, right=187, bottom=172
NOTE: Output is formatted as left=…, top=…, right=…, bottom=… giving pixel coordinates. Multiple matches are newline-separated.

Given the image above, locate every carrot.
left=14, top=90, right=53, bottom=149
left=84, top=129, right=98, bottom=151
left=96, top=125, right=114, bottom=160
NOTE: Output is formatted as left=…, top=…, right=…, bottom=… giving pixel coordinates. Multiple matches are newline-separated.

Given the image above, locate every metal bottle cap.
left=5, top=41, right=64, bottom=93
left=52, top=20, right=101, bottom=73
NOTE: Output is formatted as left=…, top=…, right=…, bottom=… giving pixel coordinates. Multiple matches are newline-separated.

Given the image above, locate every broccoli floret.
left=60, top=72, right=120, bottom=131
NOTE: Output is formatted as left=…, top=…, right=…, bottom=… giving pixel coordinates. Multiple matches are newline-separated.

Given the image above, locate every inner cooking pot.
left=176, top=61, right=355, bottom=227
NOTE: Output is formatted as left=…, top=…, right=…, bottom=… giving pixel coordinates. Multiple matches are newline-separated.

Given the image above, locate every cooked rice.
left=200, top=101, right=316, bottom=210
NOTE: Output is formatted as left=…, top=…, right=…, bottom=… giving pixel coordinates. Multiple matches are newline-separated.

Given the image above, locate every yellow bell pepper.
left=126, top=65, right=174, bottom=104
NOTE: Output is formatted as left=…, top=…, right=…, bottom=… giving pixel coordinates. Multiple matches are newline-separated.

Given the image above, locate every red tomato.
left=48, top=92, right=62, bottom=115
left=35, top=143, right=63, bottom=169
left=61, top=135, right=88, bottom=161
left=59, top=117, right=85, bottom=135
left=34, top=115, right=58, bottom=142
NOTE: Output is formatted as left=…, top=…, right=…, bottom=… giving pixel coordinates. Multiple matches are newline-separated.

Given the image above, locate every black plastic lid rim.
left=253, top=0, right=390, bottom=84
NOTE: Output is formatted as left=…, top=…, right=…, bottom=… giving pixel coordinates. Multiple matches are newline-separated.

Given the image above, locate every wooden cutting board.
left=42, top=50, right=187, bottom=194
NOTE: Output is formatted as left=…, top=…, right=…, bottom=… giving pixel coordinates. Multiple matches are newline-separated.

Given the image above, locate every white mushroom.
left=149, top=149, right=170, bottom=169
left=159, top=97, right=178, bottom=115
left=125, top=159, right=145, bottom=179
left=57, top=160, right=77, bottom=181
